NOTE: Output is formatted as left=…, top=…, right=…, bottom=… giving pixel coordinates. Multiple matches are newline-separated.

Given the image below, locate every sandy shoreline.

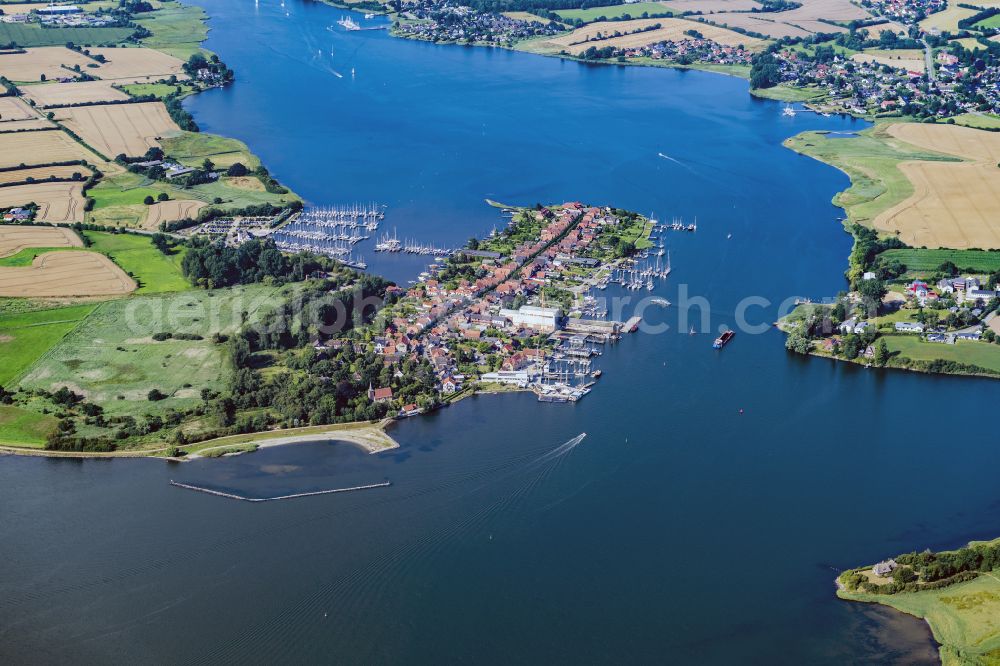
left=185, top=422, right=399, bottom=459
left=0, top=420, right=400, bottom=460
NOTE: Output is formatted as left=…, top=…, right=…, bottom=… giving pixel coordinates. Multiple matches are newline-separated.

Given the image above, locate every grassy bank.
left=751, top=84, right=829, bottom=103
left=838, top=539, right=1000, bottom=665
left=135, top=0, right=210, bottom=59
left=884, top=336, right=1000, bottom=375
left=841, top=574, right=1000, bottom=665
left=0, top=404, right=57, bottom=448
left=783, top=123, right=960, bottom=227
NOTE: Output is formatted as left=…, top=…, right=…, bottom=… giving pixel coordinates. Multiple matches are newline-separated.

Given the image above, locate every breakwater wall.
left=169, top=480, right=391, bottom=502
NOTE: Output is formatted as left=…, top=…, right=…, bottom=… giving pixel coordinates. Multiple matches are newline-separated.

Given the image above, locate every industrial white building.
left=480, top=371, right=530, bottom=387
left=499, top=305, right=562, bottom=332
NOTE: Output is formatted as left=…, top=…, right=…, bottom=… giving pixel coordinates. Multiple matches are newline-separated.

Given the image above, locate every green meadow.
left=0, top=247, right=83, bottom=267
left=885, top=336, right=1000, bottom=374
left=84, top=231, right=190, bottom=294
left=0, top=404, right=57, bottom=447
left=555, top=2, right=671, bottom=22
left=119, top=82, right=196, bottom=99
left=135, top=1, right=209, bottom=59
left=974, top=14, right=1000, bottom=29
left=951, top=113, right=1000, bottom=131
left=160, top=131, right=262, bottom=169
left=16, top=284, right=296, bottom=416
left=0, top=24, right=132, bottom=50
left=0, top=303, right=98, bottom=386
left=879, top=248, right=1000, bottom=273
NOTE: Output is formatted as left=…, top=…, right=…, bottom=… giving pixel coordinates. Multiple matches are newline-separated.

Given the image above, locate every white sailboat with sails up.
left=337, top=15, right=360, bottom=30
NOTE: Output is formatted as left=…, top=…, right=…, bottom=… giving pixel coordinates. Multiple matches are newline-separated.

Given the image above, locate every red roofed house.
left=368, top=384, right=394, bottom=403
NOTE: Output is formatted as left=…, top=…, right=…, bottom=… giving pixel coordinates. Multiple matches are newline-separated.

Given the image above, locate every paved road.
left=923, top=38, right=936, bottom=81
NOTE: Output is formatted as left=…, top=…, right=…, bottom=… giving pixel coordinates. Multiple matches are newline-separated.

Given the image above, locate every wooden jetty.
left=169, top=480, right=391, bottom=502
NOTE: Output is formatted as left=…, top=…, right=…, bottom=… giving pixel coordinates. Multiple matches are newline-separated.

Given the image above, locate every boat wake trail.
left=657, top=151, right=684, bottom=165
left=192, top=433, right=594, bottom=661
left=657, top=152, right=701, bottom=177
left=530, top=432, right=586, bottom=466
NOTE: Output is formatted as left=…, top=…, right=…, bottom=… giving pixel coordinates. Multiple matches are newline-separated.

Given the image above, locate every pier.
left=374, top=229, right=454, bottom=256
left=266, top=204, right=385, bottom=269
left=169, top=480, right=391, bottom=502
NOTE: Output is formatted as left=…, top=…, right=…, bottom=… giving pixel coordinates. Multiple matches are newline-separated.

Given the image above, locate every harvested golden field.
left=852, top=49, right=925, bottom=73
left=88, top=47, right=187, bottom=84
left=0, top=225, right=82, bottom=257
left=0, top=118, right=54, bottom=132
left=502, top=10, right=550, bottom=23
left=950, top=37, right=985, bottom=50
left=546, top=18, right=766, bottom=54
left=699, top=12, right=814, bottom=37
left=224, top=176, right=264, bottom=191
left=709, top=0, right=870, bottom=38
left=866, top=19, right=910, bottom=35
left=919, top=5, right=977, bottom=33
left=0, top=96, right=35, bottom=121
left=143, top=199, right=205, bottom=229
left=0, top=129, right=94, bottom=168
left=0, top=182, right=86, bottom=223
left=58, top=102, right=179, bottom=158
left=0, top=164, right=87, bottom=184
left=890, top=122, right=1000, bottom=164
left=0, top=47, right=92, bottom=82
left=0, top=251, right=136, bottom=297
left=777, top=0, right=871, bottom=22
left=660, top=0, right=762, bottom=12
left=871, top=124, right=1000, bottom=249
left=20, top=80, right=130, bottom=107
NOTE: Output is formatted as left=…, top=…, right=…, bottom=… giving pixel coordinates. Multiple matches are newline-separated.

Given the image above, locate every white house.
left=839, top=318, right=857, bottom=334
left=894, top=322, right=924, bottom=333
left=480, top=371, right=529, bottom=388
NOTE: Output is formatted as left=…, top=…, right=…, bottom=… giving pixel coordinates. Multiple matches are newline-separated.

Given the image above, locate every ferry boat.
left=713, top=330, right=734, bottom=349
